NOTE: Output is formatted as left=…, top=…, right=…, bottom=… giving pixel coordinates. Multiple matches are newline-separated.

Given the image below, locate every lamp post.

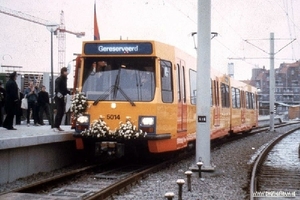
left=46, top=23, right=59, bottom=129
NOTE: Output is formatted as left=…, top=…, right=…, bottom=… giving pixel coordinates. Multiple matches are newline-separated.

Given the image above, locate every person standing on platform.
left=38, top=85, right=51, bottom=125
left=3, top=71, right=19, bottom=130
left=24, top=80, right=40, bottom=126
left=16, top=89, right=24, bottom=125
left=0, top=81, right=6, bottom=127
left=54, top=67, right=70, bottom=131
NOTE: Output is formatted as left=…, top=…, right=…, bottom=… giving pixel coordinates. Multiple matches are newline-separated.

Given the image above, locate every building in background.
left=246, top=60, right=300, bottom=117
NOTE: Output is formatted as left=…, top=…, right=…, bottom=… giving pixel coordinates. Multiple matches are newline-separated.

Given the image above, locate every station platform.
left=0, top=122, right=77, bottom=184
left=0, top=124, right=74, bottom=150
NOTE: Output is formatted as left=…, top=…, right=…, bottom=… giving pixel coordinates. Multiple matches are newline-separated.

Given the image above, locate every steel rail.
left=0, top=164, right=100, bottom=196
left=249, top=125, right=300, bottom=200
left=84, top=153, right=190, bottom=200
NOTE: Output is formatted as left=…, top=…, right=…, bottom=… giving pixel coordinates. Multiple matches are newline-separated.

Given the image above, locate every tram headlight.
left=141, top=117, right=154, bottom=126
left=139, top=116, right=156, bottom=134
left=76, top=114, right=90, bottom=132
left=77, top=115, right=89, bottom=124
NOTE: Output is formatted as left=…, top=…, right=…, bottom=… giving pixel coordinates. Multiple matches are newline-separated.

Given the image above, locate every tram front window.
left=82, top=57, right=155, bottom=102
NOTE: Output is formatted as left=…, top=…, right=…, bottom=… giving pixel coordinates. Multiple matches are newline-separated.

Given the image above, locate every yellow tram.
left=72, top=40, right=258, bottom=157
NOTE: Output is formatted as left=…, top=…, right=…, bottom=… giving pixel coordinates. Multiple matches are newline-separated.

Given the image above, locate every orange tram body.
left=73, top=40, right=258, bottom=158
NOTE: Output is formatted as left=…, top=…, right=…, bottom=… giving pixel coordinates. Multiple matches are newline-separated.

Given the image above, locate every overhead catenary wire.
left=268, top=0, right=300, bottom=60
left=165, top=0, right=262, bottom=71
left=151, top=0, right=300, bottom=73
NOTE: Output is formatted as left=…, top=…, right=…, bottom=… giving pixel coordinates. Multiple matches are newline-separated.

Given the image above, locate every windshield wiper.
left=115, top=85, right=136, bottom=106
left=93, top=67, right=136, bottom=106
left=93, top=86, right=115, bottom=105
left=93, top=85, right=136, bottom=106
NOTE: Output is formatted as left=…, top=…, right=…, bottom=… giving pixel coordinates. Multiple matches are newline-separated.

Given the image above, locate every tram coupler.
left=95, top=141, right=124, bottom=158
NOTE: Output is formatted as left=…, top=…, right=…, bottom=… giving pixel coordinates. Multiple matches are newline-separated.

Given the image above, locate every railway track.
left=250, top=125, right=300, bottom=200
left=0, top=151, right=191, bottom=200
left=1, top=120, right=299, bottom=200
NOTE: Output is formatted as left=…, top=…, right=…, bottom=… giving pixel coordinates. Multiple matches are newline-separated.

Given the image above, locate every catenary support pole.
left=269, top=32, right=275, bottom=132
left=195, top=0, right=214, bottom=171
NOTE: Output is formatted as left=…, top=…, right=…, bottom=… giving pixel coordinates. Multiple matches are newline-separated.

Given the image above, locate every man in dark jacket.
left=3, top=71, right=19, bottom=130
left=54, top=67, right=70, bottom=131
left=38, top=85, right=51, bottom=125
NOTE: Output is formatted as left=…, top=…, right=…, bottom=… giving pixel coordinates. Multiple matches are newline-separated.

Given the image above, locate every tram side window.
left=177, top=64, right=181, bottom=102
left=214, top=80, right=220, bottom=107
left=231, top=87, right=241, bottom=108
left=231, top=87, right=236, bottom=108
left=255, top=93, right=258, bottom=109
left=246, top=92, right=255, bottom=109
left=250, top=92, right=255, bottom=109
left=221, top=83, right=230, bottom=107
left=182, top=66, right=186, bottom=103
left=236, top=88, right=241, bottom=108
left=241, top=90, right=245, bottom=108
left=245, top=92, right=249, bottom=108
left=161, top=60, right=173, bottom=103
left=189, top=69, right=197, bottom=104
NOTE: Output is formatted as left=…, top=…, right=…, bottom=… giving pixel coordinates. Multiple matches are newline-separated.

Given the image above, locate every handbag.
left=21, top=98, right=28, bottom=109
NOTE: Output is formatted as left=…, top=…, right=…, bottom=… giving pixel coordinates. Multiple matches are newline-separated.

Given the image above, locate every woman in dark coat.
left=3, top=71, right=19, bottom=130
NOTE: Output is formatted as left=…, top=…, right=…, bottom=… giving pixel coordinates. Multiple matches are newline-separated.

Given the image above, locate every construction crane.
left=0, top=5, right=85, bottom=72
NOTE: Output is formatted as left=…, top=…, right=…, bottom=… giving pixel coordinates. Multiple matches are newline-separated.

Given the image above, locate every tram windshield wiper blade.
left=93, top=85, right=114, bottom=105
left=93, top=67, right=135, bottom=106
left=93, top=85, right=136, bottom=106
left=115, top=85, right=136, bottom=106
left=112, top=67, right=136, bottom=106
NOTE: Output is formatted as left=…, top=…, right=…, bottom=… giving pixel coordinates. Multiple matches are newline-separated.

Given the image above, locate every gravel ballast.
left=112, top=125, right=299, bottom=200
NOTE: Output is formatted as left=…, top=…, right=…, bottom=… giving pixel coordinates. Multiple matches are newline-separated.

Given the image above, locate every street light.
left=46, top=23, right=59, bottom=129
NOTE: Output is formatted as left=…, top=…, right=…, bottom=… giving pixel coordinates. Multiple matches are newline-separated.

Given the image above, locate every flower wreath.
left=81, top=116, right=147, bottom=140
left=115, top=117, right=147, bottom=139
left=81, top=115, right=114, bottom=138
left=70, top=92, right=88, bottom=119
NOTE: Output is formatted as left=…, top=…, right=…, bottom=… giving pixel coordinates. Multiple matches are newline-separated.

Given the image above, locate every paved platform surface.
left=0, top=122, right=75, bottom=150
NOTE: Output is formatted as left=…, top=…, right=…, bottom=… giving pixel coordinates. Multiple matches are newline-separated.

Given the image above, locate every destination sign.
left=84, top=42, right=153, bottom=55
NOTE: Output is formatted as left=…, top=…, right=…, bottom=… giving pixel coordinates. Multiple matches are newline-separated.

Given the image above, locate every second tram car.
left=72, top=40, right=258, bottom=157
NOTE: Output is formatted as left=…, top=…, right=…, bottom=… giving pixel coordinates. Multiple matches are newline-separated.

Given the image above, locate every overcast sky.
left=0, top=0, right=299, bottom=80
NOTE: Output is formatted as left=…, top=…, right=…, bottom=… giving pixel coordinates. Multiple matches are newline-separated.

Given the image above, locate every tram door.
left=177, top=61, right=187, bottom=132
left=241, top=90, right=246, bottom=124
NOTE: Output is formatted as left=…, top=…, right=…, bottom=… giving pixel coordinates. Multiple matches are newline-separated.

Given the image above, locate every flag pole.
left=94, top=0, right=100, bottom=40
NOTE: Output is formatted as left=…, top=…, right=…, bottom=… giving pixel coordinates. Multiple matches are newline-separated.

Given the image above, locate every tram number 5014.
left=107, top=114, right=121, bottom=120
